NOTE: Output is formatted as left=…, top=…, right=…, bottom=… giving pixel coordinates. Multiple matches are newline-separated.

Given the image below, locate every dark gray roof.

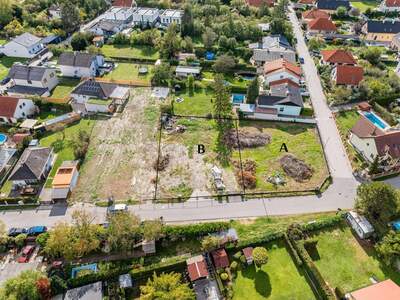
left=95, top=19, right=124, bottom=32
left=316, top=0, right=350, bottom=10
left=72, top=79, right=117, bottom=99
left=367, top=20, right=400, bottom=34
left=7, top=85, right=49, bottom=96
left=8, top=147, right=52, bottom=181
left=258, top=84, right=303, bottom=107
left=8, top=64, right=48, bottom=81
left=58, top=52, right=96, bottom=68
left=12, top=33, right=42, bottom=48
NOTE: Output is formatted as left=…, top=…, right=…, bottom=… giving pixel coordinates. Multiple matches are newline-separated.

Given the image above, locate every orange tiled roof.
left=302, top=9, right=330, bottom=20
left=264, top=58, right=302, bottom=77
left=350, top=280, right=400, bottom=300
left=321, top=49, right=356, bottom=64
left=335, top=65, right=363, bottom=85
left=308, top=17, right=337, bottom=31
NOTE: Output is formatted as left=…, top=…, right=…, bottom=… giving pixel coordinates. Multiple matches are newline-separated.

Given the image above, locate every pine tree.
left=246, top=77, right=259, bottom=104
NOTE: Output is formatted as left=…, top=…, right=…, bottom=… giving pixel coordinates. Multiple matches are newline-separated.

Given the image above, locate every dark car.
left=0, top=77, right=10, bottom=85
left=8, top=227, right=27, bottom=237
left=27, top=226, right=47, bottom=236
left=299, top=57, right=305, bottom=64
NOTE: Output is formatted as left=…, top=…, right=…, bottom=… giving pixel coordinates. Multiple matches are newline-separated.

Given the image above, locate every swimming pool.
left=363, top=112, right=389, bottom=130
left=0, top=134, right=7, bottom=145
left=231, top=93, right=246, bottom=105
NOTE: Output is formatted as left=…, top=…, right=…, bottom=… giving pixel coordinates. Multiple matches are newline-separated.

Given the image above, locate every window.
left=27, top=80, right=32, bottom=84
left=19, top=105, right=22, bottom=109
left=22, top=102, right=25, bottom=106
left=22, top=112, right=25, bottom=116
left=50, top=72, right=54, bottom=78
left=279, top=107, right=284, bottom=112
left=43, top=78, right=47, bottom=84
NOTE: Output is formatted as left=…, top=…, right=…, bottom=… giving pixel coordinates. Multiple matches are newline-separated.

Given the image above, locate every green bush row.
left=372, top=102, right=397, bottom=126
left=301, top=214, right=344, bottom=233
left=232, top=231, right=284, bottom=249
left=162, top=222, right=230, bottom=239
left=283, top=233, right=303, bottom=267
left=131, top=259, right=187, bottom=281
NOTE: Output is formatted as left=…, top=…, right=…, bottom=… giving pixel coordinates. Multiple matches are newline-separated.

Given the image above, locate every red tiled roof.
left=242, top=247, right=253, bottom=258
left=358, top=102, right=372, bottom=111
left=385, top=0, right=400, bottom=7
left=269, top=78, right=300, bottom=87
left=334, top=65, right=363, bottom=85
left=11, top=133, right=30, bottom=145
left=350, top=279, right=400, bottom=300
left=0, top=96, right=19, bottom=118
left=211, top=249, right=230, bottom=269
left=308, top=17, right=337, bottom=31
left=350, top=115, right=384, bottom=138
left=375, top=131, right=400, bottom=158
left=302, top=9, right=330, bottom=20
left=112, top=0, right=133, bottom=7
left=245, top=0, right=275, bottom=7
left=187, top=258, right=208, bottom=281
left=264, top=58, right=302, bottom=77
left=321, top=49, right=356, bottom=65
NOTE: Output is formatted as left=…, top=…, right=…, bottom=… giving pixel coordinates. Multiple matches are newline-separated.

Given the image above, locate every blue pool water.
left=232, top=93, right=245, bottom=104
left=0, top=134, right=7, bottom=144
left=363, top=112, right=388, bottom=130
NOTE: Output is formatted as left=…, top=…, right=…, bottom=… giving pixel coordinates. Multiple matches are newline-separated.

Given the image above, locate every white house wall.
left=349, top=133, right=378, bottom=162
left=59, top=63, right=96, bottom=78
left=13, top=99, right=37, bottom=119
left=2, top=41, right=43, bottom=58
left=264, top=70, right=300, bottom=85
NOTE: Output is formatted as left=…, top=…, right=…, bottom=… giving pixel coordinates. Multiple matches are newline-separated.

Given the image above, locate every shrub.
left=335, top=286, right=345, bottom=299
left=36, top=232, right=49, bottom=248
left=239, top=255, right=246, bottom=264
left=162, top=222, right=230, bottom=239
left=230, top=261, right=238, bottom=271
left=50, top=275, right=67, bottom=296
left=220, top=273, right=229, bottom=281
left=283, top=234, right=302, bottom=267
left=14, top=234, right=27, bottom=248
left=233, top=251, right=242, bottom=260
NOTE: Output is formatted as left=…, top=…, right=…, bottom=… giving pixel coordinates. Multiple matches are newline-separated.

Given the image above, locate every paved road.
left=0, top=7, right=359, bottom=228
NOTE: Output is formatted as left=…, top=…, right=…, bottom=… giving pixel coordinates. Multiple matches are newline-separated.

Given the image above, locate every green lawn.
left=0, top=39, right=6, bottom=46
left=350, top=0, right=379, bottom=12
left=233, top=241, right=315, bottom=300
left=233, top=121, right=328, bottom=192
left=202, top=71, right=250, bottom=88
left=173, top=88, right=214, bottom=116
left=37, top=110, right=66, bottom=123
left=311, top=226, right=400, bottom=293
left=0, top=56, right=27, bottom=79
left=40, top=118, right=96, bottom=187
left=104, top=62, right=153, bottom=82
left=50, top=78, right=80, bottom=98
left=101, top=45, right=159, bottom=60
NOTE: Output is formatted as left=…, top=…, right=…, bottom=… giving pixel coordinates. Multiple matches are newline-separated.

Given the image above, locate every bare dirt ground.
left=71, top=88, right=160, bottom=202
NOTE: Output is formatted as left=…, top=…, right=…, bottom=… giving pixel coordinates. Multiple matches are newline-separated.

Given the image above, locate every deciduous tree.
left=376, top=231, right=400, bottom=266
left=159, top=23, right=182, bottom=59
left=213, top=55, right=236, bottom=74
left=107, top=211, right=141, bottom=252
left=246, top=77, right=259, bottom=104
left=61, top=2, right=80, bottom=33
left=253, top=246, right=268, bottom=267
left=201, top=235, right=221, bottom=252
left=0, top=270, right=45, bottom=300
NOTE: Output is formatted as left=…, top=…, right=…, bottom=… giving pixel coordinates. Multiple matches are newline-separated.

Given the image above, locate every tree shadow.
left=306, top=246, right=321, bottom=261
left=242, top=263, right=256, bottom=280
left=255, top=269, right=271, bottom=297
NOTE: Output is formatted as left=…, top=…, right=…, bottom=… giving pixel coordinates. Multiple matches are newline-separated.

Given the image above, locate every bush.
left=335, top=286, right=345, bottom=299
left=372, top=102, right=397, bottom=126
left=36, top=232, right=49, bottom=248
left=14, top=234, right=27, bottom=248
left=283, top=234, right=302, bottom=267
left=162, top=222, right=230, bottom=239
left=301, top=214, right=344, bottom=233
left=50, top=275, right=67, bottom=295
left=239, top=255, right=246, bottom=264
left=220, top=273, right=229, bottom=281
left=233, top=251, right=242, bottom=260
left=230, top=261, right=238, bottom=271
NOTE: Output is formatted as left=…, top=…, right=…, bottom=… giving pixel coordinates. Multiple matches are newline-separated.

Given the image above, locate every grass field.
left=40, top=118, right=96, bottom=188
left=202, top=71, right=250, bottom=89
left=350, top=0, right=379, bottom=12
left=0, top=39, right=6, bottom=46
left=0, top=56, right=27, bottom=79
left=311, top=226, right=400, bottom=293
left=50, top=78, right=80, bottom=98
left=101, top=45, right=159, bottom=60
left=233, top=241, right=315, bottom=300
left=233, top=121, right=328, bottom=192
left=104, top=62, right=153, bottom=82
left=173, top=88, right=214, bottom=116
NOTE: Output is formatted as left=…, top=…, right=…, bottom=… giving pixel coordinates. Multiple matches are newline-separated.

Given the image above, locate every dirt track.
left=71, top=88, right=160, bottom=202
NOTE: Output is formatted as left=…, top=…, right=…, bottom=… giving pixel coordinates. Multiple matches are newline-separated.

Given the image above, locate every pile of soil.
left=225, top=130, right=271, bottom=149
left=279, top=154, right=313, bottom=182
left=233, top=159, right=257, bottom=189
left=154, top=154, right=170, bottom=171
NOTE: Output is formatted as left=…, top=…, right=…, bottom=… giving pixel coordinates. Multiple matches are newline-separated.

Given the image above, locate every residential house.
left=249, top=35, right=296, bottom=69
left=48, top=4, right=61, bottom=19
left=391, top=32, right=400, bottom=50
left=7, top=64, right=58, bottom=97
left=186, top=255, right=209, bottom=282
left=316, top=0, right=350, bottom=13
left=245, top=0, right=276, bottom=7
left=320, top=49, right=356, bottom=65
left=160, top=9, right=183, bottom=27
left=132, top=7, right=160, bottom=27
left=175, top=66, right=201, bottom=78
left=379, top=0, right=400, bottom=12
left=331, top=65, right=363, bottom=87
left=307, top=17, right=337, bottom=34
left=302, top=9, right=330, bottom=22
left=0, top=96, right=37, bottom=124
left=58, top=52, right=105, bottom=78
left=263, top=58, right=302, bottom=85
left=71, top=79, right=130, bottom=113
left=362, top=20, right=400, bottom=46
left=51, top=160, right=79, bottom=200
left=64, top=282, right=103, bottom=300
left=0, top=148, right=17, bottom=180
left=255, top=79, right=303, bottom=117
left=349, top=113, right=400, bottom=163
left=347, top=279, right=400, bottom=300
left=211, top=249, right=230, bottom=269
left=8, top=147, right=53, bottom=185
left=103, top=6, right=134, bottom=23
left=299, top=0, right=316, bottom=6
left=88, top=19, right=126, bottom=39
left=242, top=247, right=254, bottom=265
left=112, top=0, right=134, bottom=7
left=396, top=61, right=400, bottom=78
left=346, top=211, right=374, bottom=239
left=0, top=33, right=45, bottom=58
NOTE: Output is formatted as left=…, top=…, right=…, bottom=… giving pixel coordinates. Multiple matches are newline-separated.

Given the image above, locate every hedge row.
left=0, top=197, right=38, bottom=205
left=283, top=233, right=303, bottom=267
left=131, top=259, right=187, bottom=281
left=162, top=222, right=230, bottom=239
left=232, top=231, right=284, bottom=249
left=301, top=214, right=344, bottom=233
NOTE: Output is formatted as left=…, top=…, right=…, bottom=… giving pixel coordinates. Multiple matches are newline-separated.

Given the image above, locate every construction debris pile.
left=161, top=115, right=186, bottom=134
left=154, top=154, right=170, bottom=171
left=225, top=129, right=271, bottom=149
left=233, top=159, right=257, bottom=189
left=279, top=154, right=313, bottom=182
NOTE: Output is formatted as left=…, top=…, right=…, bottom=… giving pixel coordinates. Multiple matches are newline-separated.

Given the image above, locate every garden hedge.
left=301, top=214, right=344, bottom=233
left=283, top=233, right=303, bottom=267
left=162, top=222, right=230, bottom=239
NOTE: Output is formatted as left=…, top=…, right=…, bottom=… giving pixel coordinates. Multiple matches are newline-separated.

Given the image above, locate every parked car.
left=0, top=77, right=10, bottom=85
left=299, top=57, right=305, bottom=64
left=17, top=245, right=35, bottom=263
left=8, top=227, right=27, bottom=237
left=107, top=204, right=128, bottom=215
left=27, top=226, right=47, bottom=236
left=300, top=88, right=310, bottom=97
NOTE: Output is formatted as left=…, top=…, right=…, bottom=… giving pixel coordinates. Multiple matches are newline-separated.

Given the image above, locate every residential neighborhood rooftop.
left=321, top=49, right=356, bottom=65
left=348, top=279, right=400, bottom=300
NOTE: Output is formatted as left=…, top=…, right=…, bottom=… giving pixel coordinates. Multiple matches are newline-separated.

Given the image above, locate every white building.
left=132, top=7, right=160, bottom=27
left=1, top=33, right=45, bottom=58
left=160, top=9, right=183, bottom=26
left=7, top=64, right=58, bottom=97
left=263, top=58, right=302, bottom=85
left=58, top=52, right=105, bottom=78
left=346, top=211, right=374, bottom=239
left=175, top=66, right=201, bottom=78
left=51, top=161, right=79, bottom=200
left=0, top=96, right=37, bottom=124
left=103, top=6, right=134, bottom=23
